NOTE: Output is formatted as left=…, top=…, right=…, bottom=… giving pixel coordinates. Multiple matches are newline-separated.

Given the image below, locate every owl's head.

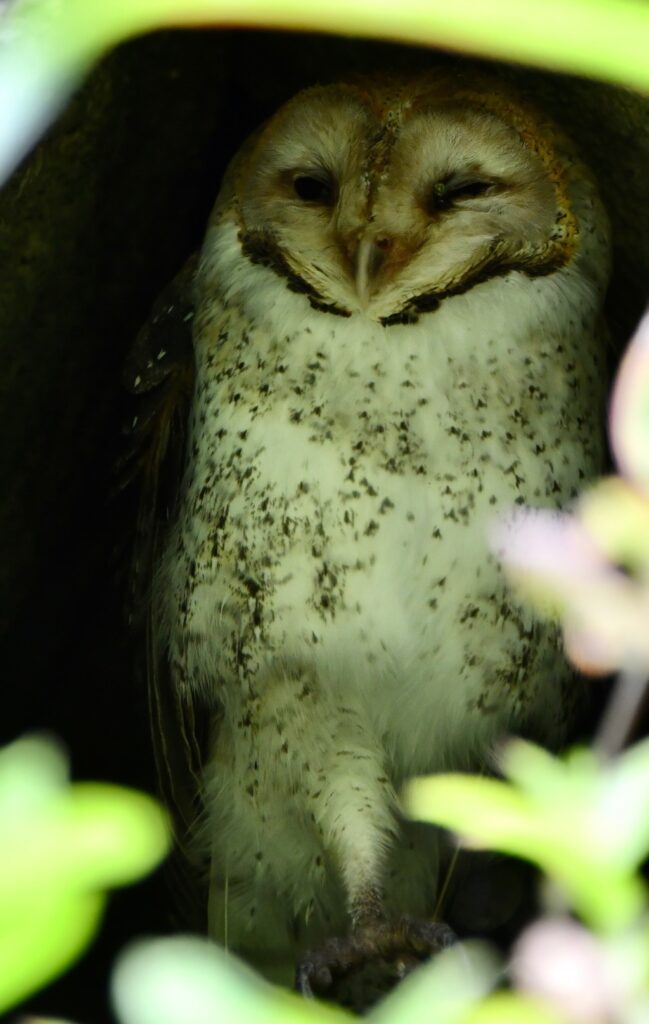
left=219, top=74, right=599, bottom=324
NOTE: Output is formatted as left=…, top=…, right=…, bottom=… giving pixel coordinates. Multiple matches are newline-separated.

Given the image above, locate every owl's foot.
left=295, top=917, right=457, bottom=1006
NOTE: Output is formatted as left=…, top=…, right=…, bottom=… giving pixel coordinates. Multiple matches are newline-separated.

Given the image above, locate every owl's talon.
left=295, top=956, right=334, bottom=997
left=295, top=918, right=457, bottom=1004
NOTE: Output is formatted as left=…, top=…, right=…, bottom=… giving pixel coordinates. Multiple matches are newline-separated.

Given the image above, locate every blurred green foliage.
left=3, top=0, right=649, bottom=181
left=407, top=740, right=649, bottom=933
left=0, top=736, right=169, bottom=1013
left=111, top=933, right=560, bottom=1024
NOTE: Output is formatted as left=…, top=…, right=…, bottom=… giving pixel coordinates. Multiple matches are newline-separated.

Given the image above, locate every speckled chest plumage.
left=155, top=207, right=607, bottom=961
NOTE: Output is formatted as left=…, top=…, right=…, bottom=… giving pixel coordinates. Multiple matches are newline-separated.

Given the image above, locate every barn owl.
left=124, top=71, right=610, bottom=999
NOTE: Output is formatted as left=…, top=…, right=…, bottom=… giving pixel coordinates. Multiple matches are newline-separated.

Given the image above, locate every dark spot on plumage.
left=240, top=228, right=320, bottom=297
left=308, top=296, right=351, bottom=317
left=386, top=244, right=571, bottom=326
left=244, top=576, right=261, bottom=598
left=460, top=604, right=480, bottom=624
left=360, top=478, right=378, bottom=497
left=381, top=309, right=419, bottom=327
left=282, top=518, right=293, bottom=537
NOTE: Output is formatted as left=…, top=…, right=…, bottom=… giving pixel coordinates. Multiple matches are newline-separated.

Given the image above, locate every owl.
left=123, top=71, right=610, bottom=998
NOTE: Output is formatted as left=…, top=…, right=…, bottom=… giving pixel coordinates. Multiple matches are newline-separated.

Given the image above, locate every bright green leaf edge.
left=0, top=784, right=170, bottom=904
left=16, top=0, right=649, bottom=90
left=3, top=0, right=649, bottom=182
left=0, top=891, right=105, bottom=1013
left=405, top=770, right=648, bottom=932
left=0, top=779, right=169, bottom=1013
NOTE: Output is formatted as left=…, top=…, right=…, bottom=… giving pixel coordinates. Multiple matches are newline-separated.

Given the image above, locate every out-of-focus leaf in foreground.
left=112, top=935, right=352, bottom=1024
left=112, top=935, right=512, bottom=1024
left=371, top=940, right=496, bottom=1024
left=463, top=992, right=561, bottom=1024
left=3, top=0, right=649, bottom=184
left=404, top=738, right=649, bottom=932
left=0, top=735, right=169, bottom=1013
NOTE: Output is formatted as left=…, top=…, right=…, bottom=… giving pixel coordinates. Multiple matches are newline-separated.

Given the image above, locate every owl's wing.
left=120, top=254, right=209, bottom=927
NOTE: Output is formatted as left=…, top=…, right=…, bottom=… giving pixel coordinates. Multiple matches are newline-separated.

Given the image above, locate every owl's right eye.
left=293, top=172, right=335, bottom=205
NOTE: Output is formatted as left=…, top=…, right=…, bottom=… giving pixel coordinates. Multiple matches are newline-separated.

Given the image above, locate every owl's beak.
left=354, top=235, right=392, bottom=306
left=353, top=233, right=413, bottom=309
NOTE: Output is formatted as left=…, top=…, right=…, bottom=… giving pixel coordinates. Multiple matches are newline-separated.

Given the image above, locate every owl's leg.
left=295, top=786, right=457, bottom=1005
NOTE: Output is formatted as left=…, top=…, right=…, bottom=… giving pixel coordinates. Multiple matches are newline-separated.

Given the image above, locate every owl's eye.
left=428, top=178, right=493, bottom=212
left=293, top=172, right=335, bottom=205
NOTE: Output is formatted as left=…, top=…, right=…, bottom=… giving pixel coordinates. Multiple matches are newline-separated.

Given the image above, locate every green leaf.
left=4, top=0, right=649, bottom=182
left=0, top=783, right=170, bottom=910
left=404, top=740, right=649, bottom=932
left=0, top=891, right=104, bottom=1013
left=371, top=943, right=498, bottom=1024
left=464, top=992, right=562, bottom=1024
left=579, top=479, right=649, bottom=571
left=112, top=936, right=352, bottom=1024
left=0, top=737, right=170, bottom=1012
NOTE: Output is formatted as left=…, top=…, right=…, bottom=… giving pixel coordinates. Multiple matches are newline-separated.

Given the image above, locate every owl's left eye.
left=427, top=178, right=494, bottom=213
left=293, top=172, right=335, bottom=205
